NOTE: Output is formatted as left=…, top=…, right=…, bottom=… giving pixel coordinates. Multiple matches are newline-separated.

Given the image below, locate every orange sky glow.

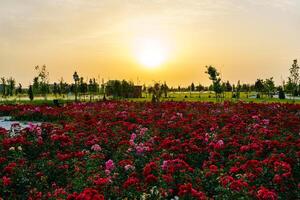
left=0, top=0, right=300, bottom=86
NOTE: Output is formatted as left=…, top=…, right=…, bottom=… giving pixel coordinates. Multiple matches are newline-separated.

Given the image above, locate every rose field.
left=0, top=101, right=299, bottom=200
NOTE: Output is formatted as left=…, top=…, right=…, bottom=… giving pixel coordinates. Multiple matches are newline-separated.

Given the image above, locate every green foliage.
left=1, top=77, right=6, bottom=97
left=264, top=77, right=275, bottom=98
left=7, top=77, right=15, bottom=96
left=34, top=65, right=50, bottom=100
left=205, top=66, right=223, bottom=99
left=106, top=80, right=136, bottom=98
left=225, top=81, right=232, bottom=92
left=16, top=83, right=22, bottom=96
left=148, top=82, right=164, bottom=103
left=288, top=59, right=300, bottom=97
left=73, top=71, right=80, bottom=101
left=278, top=86, right=285, bottom=99
left=28, top=85, right=34, bottom=101
left=191, top=83, right=195, bottom=91
left=254, top=79, right=264, bottom=93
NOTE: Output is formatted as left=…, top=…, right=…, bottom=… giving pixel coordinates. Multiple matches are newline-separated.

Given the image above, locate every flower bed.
left=0, top=101, right=299, bottom=199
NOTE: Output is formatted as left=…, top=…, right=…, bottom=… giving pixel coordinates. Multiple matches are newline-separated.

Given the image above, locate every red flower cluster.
left=257, top=187, right=277, bottom=200
left=0, top=101, right=299, bottom=199
left=74, top=188, right=104, bottom=200
left=178, top=183, right=207, bottom=200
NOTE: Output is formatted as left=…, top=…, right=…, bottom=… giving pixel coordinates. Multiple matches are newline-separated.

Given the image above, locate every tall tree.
left=1, top=77, right=6, bottom=98
left=88, top=78, right=98, bottom=101
left=191, top=83, right=195, bottom=92
left=277, top=86, right=285, bottom=99
left=254, top=79, right=265, bottom=98
left=7, top=77, right=15, bottom=96
left=35, top=65, right=49, bottom=100
left=28, top=85, right=34, bottom=101
left=264, top=77, right=275, bottom=98
left=162, top=82, right=168, bottom=98
left=288, top=59, right=299, bottom=98
left=205, top=66, right=223, bottom=101
left=16, top=83, right=22, bottom=100
left=53, top=82, right=58, bottom=97
left=236, top=80, right=241, bottom=99
left=143, top=84, right=147, bottom=98
left=33, top=77, right=39, bottom=94
left=79, top=77, right=88, bottom=100
left=225, top=81, right=232, bottom=92
left=73, top=71, right=80, bottom=101
left=59, top=77, right=66, bottom=98
left=151, top=83, right=163, bottom=103
left=196, top=84, right=204, bottom=98
left=106, top=80, right=121, bottom=98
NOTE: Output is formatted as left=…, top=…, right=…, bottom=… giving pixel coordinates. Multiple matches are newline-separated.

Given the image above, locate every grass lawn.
left=0, top=92, right=299, bottom=104
left=130, top=91, right=300, bottom=103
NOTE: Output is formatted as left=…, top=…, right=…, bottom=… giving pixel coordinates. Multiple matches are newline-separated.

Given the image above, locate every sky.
left=0, top=0, right=300, bottom=87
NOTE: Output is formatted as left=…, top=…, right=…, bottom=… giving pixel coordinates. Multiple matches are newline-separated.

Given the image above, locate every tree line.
left=0, top=59, right=299, bottom=101
left=204, top=59, right=299, bottom=101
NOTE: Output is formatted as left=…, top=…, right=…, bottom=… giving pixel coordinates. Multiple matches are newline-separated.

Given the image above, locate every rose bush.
left=0, top=101, right=299, bottom=199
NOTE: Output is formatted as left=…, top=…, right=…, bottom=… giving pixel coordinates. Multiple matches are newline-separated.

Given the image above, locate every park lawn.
left=1, top=92, right=300, bottom=104
left=130, top=91, right=300, bottom=104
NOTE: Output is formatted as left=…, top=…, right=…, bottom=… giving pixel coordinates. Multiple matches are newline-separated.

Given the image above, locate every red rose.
left=94, top=178, right=110, bottom=186
left=145, top=174, right=158, bottom=184
left=76, top=188, right=104, bottom=200
left=2, top=176, right=11, bottom=186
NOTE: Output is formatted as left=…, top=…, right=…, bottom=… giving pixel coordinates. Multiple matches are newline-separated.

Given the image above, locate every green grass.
left=130, top=92, right=300, bottom=103
left=1, top=92, right=299, bottom=105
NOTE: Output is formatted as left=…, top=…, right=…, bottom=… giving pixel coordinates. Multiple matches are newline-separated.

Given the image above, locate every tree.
left=150, top=83, right=163, bottom=103
left=59, top=77, right=67, bottom=98
left=121, top=80, right=130, bottom=98
left=242, top=84, right=250, bottom=98
left=143, top=84, right=147, bottom=97
left=254, top=79, right=265, bottom=98
left=16, top=83, right=22, bottom=100
left=79, top=77, right=88, bottom=100
left=161, top=82, right=169, bottom=98
left=28, top=85, right=34, bottom=101
left=35, top=65, right=49, bottom=100
left=264, top=77, right=275, bottom=98
left=225, top=81, right=232, bottom=92
left=1, top=77, right=6, bottom=98
left=101, top=78, right=107, bottom=100
left=88, top=79, right=93, bottom=101
left=191, top=83, right=195, bottom=92
left=73, top=71, right=80, bottom=101
left=196, top=84, right=204, bottom=92
left=236, top=80, right=241, bottom=99
left=277, top=86, right=285, bottom=99
left=196, top=84, right=205, bottom=98
left=53, top=82, right=58, bottom=97
left=88, top=78, right=98, bottom=101
left=288, top=59, right=299, bottom=98
left=7, top=77, right=15, bottom=96
left=205, top=66, right=223, bottom=101
left=105, top=80, right=136, bottom=98
left=33, top=77, right=39, bottom=94
left=106, top=80, right=121, bottom=98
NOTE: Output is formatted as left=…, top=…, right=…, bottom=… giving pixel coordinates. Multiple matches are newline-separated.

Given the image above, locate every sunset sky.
left=1, top=0, right=300, bottom=87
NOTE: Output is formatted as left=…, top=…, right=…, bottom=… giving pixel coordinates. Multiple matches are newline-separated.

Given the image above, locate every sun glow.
left=135, top=39, right=168, bottom=69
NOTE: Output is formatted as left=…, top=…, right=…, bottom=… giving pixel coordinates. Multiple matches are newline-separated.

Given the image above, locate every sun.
left=135, top=39, right=168, bottom=69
